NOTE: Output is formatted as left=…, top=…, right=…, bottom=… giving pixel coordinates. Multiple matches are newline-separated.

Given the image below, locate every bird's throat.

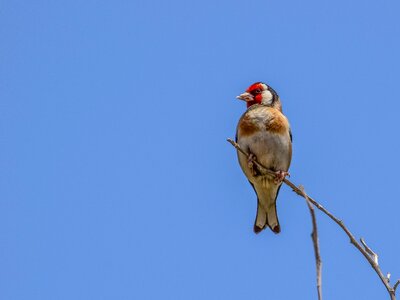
left=246, top=100, right=258, bottom=108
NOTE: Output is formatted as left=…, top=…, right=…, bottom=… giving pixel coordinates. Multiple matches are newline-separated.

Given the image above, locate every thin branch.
left=227, top=138, right=397, bottom=300
left=298, top=185, right=322, bottom=300
left=394, top=280, right=400, bottom=292
left=361, top=238, right=379, bottom=265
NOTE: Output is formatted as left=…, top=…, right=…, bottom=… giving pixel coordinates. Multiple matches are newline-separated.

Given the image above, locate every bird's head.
left=236, top=82, right=281, bottom=110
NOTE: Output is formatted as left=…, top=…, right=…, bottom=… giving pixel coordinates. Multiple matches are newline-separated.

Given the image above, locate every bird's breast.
left=237, top=106, right=289, bottom=138
left=236, top=106, right=292, bottom=179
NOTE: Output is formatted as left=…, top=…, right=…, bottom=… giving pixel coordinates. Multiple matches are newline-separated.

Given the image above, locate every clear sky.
left=1, top=0, right=400, bottom=299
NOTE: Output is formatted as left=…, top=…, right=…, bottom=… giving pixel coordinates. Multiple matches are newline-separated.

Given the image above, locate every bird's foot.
left=274, top=170, right=290, bottom=184
left=247, top=153, right=259, bottom=176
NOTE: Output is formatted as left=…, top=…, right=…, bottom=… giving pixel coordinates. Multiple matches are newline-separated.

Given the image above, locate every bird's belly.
left=237, top=131, right=291, bottom=180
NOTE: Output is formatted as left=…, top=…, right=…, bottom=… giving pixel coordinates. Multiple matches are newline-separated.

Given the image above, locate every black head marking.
left=267, top=85, right=279, bottom=103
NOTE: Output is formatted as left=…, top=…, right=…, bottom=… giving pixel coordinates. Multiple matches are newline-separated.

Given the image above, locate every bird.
left=235, top=82, right=292, bottom=234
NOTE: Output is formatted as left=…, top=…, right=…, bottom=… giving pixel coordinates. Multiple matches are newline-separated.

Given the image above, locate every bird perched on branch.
left=235, top=82, right=292, bottom=234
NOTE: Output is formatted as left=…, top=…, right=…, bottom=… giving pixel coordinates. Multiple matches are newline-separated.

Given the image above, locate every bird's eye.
left=254, top=89, right=261, bottom=94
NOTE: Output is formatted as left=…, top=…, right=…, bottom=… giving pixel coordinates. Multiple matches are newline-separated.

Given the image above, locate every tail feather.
left=254, top=200, right=280, bottom=234
left=253, top=181, right=282, bottom=234
left=266, top=203, right=280, bottom=234
left=254, top=202, right=267, bottom=234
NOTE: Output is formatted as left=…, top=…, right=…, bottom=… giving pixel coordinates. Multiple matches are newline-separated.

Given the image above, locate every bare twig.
left=227, top=138, right=398, bottom=300
left=298, top=185, right=322, bottom=300
left=361, top=238, right=379, bottom=265
left=394, top=280, right=400, bottom=292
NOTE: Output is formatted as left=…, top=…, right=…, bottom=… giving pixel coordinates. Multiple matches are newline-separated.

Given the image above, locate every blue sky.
left=1, top=0, right=400, bottom=299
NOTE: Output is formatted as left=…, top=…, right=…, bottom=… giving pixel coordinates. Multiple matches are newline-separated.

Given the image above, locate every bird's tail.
left=253, top=183, right=281, bottom=234
left=254, top=201, right=280, bottom=234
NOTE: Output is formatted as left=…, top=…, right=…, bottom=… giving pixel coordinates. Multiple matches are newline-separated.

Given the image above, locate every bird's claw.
left=274, top=170, right=290, bottom=184
left=247, top=153, right=259, bottom=176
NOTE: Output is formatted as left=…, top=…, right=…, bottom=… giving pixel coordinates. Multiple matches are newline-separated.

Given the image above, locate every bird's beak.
left=236, top=92, right=254, bottom=102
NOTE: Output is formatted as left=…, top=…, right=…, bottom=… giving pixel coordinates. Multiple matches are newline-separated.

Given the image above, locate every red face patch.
left=246, top=82, right=264, bottom=107
left=246, top=82, right=264, bottom=94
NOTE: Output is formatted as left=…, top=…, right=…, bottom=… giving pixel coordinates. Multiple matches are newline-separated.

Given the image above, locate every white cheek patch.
left=261, top=90, right=273, bottom=105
